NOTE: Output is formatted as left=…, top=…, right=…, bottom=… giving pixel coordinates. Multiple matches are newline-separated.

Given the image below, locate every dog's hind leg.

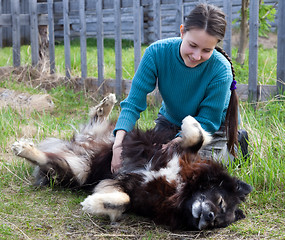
left=11, top=139, right=48, bottom=166
left=81, top=179, right=130, bottom=222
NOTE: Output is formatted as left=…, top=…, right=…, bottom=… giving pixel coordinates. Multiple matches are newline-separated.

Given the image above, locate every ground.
left=0, top=32, right=283, bottom=239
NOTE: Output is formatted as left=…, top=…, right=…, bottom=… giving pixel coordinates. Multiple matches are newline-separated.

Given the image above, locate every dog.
left=12, top=93, right=252, bottom=231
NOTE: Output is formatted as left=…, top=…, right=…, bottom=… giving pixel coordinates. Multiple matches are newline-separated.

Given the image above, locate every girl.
left=111, top=3, right=242, bottom=173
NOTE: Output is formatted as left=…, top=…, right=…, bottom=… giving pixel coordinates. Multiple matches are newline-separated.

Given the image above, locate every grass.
left=0, top=38, right=277, bottom=85
left=0, top=39, right=147, bottom=81
left=0, top=38, right=284, bottom=239
left=231, top=46, right=277, bottom=85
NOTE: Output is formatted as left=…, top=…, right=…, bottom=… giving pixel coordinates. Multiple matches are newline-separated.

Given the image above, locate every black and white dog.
left=12, top=94, right=252, bottom=231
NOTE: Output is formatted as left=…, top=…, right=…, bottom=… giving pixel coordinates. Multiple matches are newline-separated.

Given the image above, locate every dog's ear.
left=236, top=180, right=253, bottom=201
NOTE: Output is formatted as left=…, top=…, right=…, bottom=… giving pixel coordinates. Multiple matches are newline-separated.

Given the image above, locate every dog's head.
left=183, top=179, right=252, bottom=230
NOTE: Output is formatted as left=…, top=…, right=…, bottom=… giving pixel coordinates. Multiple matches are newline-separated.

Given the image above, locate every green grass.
left=0, top=38, right=277, bottom=85
left=232, top=46, right=277, bottom=85
left=0, top=39, right=147, bottom=80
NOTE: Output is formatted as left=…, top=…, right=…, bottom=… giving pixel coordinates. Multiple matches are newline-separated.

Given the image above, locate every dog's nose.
left=206, top=211, right=215, bottom=221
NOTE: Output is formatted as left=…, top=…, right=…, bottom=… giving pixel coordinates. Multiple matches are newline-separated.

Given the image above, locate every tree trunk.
left=236, top=0, right=249, bottom=64
left=38, top=25, right=49, bottom=60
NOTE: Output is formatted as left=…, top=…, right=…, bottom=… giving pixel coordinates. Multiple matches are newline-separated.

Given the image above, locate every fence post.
left=47, top=0, right=56, bottom=74
left=133, top=0, right=141, bottom=72
left=223, top=0, right=232, bottom=57
left=114, top=0, right=122, bottom=97
left=63, top=0, right=71, bottom=79
left=96, top=0, right=104, bottom=88
left=11, top=0, right=20, bottom=67
left=79, top=0, right=87, bottom=84
left=175, top=0, right=183, bottom=38
left=0, top=0, right=2, bottom=48
left=30, top=0, right=39, bottom=67
left=248, top=0, right=259, bottom=103
left=153, top=0, right=161, bottom=41
left=277, top=0, right=285, bottom=94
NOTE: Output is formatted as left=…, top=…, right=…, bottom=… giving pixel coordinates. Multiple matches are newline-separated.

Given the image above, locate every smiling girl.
left=111, top=4, right=243, bottom=173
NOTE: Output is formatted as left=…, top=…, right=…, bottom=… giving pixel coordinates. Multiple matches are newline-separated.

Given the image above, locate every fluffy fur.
left=12, top=93, right=252, bottom=231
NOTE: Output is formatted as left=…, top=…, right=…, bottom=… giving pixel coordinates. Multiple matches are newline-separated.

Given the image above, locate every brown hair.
left=183, top=4, right=227, bottom=42
left=215, top=46, right=239, bottom=157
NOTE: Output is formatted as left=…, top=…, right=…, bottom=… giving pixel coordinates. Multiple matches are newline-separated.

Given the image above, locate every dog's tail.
left=180, top=116, right=212, bottom=153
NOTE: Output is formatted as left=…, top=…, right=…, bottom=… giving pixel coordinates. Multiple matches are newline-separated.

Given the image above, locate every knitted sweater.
left=114, top=37, right=233, bottom=134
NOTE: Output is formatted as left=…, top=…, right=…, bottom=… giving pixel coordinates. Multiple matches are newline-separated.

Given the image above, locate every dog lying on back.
left=12, top=93, right=252, bottom=231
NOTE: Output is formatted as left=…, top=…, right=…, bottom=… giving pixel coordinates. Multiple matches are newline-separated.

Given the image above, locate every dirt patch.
left=0, top=87, right=54, bottom=114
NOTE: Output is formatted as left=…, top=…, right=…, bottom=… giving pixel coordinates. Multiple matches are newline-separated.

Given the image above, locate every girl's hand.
left=111, top=145, right=123, bottom=173
left=162, top=137, right=182, bottom=150
left=111, top=130, right=126, bottom=173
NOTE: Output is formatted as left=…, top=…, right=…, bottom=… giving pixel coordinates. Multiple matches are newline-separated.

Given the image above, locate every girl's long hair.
left=215, top=46, right=239, bottom=157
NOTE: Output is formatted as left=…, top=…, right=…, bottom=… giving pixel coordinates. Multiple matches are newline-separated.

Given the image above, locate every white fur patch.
left=192, top=200, right=202, bottom=219
left=181, top=116, right=212, bottom=148
left=64, top=155, right=90, bottom=185
left=37, top=138, right=68, bottom=152
left=78, top=120, right=112, bottom=142
left=81, top=179, right=130, bottom=222
left=142, top=154, right=183, bottom=189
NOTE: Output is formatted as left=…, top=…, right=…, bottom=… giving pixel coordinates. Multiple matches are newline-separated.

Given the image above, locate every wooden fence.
left=0, top=0, right=284, bottom=102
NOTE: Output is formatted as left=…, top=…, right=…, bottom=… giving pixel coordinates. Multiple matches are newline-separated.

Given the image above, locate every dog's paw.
left=181, top=116, right=212, bottom=149
left=11, top=139, right=35, bottom=157
left=81, top=191, right=130, bottom=222
left=89, top=93, right=117, bottom=120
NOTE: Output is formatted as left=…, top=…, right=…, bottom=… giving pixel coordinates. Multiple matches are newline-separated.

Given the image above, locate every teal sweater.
left=114, top=37, right=233, bottom=134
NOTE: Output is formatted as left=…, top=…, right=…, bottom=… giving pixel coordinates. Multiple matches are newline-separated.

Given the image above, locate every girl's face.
left=180, top=26, right=218, bottom=68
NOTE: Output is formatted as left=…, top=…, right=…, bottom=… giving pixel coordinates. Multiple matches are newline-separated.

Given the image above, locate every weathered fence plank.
left=0, top=0, right=2, bottom=48
left=11, top=0, right=21, bottom=67
left=223, top=0, right=232, bottom=57
left=114, top=0, right=122, bottom=96
left=97, top=0, right=104, bottom=88
left=79, top=0, right=87, bottom=83
left=30, top=0, right=39, bottom=66
left=63, top=0, right=71, bottom=79
left=277, top=0, right=285, bottom=94
left=153, top=0, right=161, bottom=41
left=175, top=0, right=183, bottom=37
left=237, top=84, right=278, bottom=101
left=248, top=0, right=259, bottom=102
left=133, top=0, right=141, bottom=72
left=48, top=0, right=56, bottom=74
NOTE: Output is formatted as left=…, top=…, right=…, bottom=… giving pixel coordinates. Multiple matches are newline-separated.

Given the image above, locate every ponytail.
left=215, top=46, right=239, bottom=157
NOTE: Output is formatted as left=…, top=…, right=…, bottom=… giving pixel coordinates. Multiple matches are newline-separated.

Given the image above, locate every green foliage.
left=259, top=1, right=277, bottom=37
left=232, top=0, right=277, bottom=37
